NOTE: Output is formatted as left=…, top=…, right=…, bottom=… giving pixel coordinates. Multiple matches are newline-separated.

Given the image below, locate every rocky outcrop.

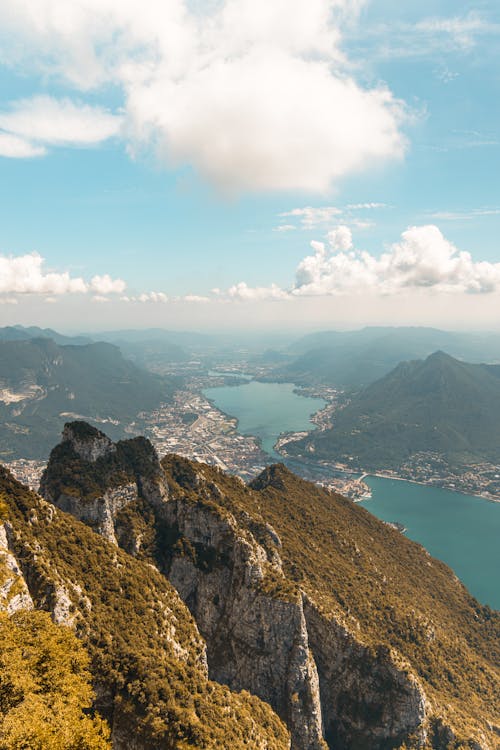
left=2, top=464, right=290, bottom=750
left=0, top=522, right=33, bottom=614
left=46, top=482, right=138, bottom=544
left=302, top=596, right=428, bottom=749
left=62, top=421, right=116, bottom=462
left=162, top=495, right=325, bottom=750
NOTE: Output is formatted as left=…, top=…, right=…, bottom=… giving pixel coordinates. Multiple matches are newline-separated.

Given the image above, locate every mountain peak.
left=62, top=421, right=116, bottom=463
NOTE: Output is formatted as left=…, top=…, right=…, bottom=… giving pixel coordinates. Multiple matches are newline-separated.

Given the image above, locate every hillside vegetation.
left=0, top=466, right=289, bottom=749
left=39, top=423, right=500, bottom=749
left=0, top=338, right=177, bottom=459
left=0, top=610, right=111, bottom=750
left=289, top=351, right=500, bottom=469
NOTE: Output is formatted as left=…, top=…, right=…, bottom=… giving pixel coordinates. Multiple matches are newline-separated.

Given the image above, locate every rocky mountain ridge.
left=0, top=460, right=289, bottom=749
left=36, top=421, right=500, bottom=750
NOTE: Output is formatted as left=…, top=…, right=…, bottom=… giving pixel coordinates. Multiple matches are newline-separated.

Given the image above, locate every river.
left=203, top=378, right=499, bottom=609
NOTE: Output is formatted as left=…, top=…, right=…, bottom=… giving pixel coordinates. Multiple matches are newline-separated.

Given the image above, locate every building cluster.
left=5, top=459, right=46, bottom=491
left=141, top=390, right=270, bottom=480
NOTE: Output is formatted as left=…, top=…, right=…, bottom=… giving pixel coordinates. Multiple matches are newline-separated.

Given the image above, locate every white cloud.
left=217, top=225, right=500, bottom=300
left=0, top=251, right=125, bottom=297
left=361, top=12, right=500, bottom=60
left=0, top=96, right=123, bottom=158
left=0, top=0, right=406, bottom=192
left=90, top=274, right=126, bottom=294
left=279, top=206, right=342, bottom=228
left=279, top=202, right=386, bottom=230
left=91, top=295, right=110, bottom=303
left=0, top=131, right=46, bottom=159
left=224, top=281, right=290, bottom=301
left=292, top=225, right=500, bottom=296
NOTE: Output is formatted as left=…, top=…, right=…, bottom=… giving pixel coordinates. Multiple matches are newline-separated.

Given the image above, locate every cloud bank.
left=0, top=252, right=125, bottom=297
left=0, top=0, right=406, bottom=192
left=221, top=225, right=500, bottom=300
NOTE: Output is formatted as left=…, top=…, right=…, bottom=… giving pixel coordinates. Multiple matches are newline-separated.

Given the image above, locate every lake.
left=203, top=379, right=499, bottom=609
left=203, top=380, right=325, bottom=455
left=360, top=476, right=500, bottom=610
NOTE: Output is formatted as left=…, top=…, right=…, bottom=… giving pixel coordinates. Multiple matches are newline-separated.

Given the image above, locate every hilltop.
left=36, top=421, right=500, bottom=749
left=0, top=338, right=177, bottom=459
left=288, top=351, right=500, bottom=470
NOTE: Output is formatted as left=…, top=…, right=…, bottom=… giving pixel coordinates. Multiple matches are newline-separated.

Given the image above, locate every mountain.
left=0, top=324, right=92, bottom=346
left=0, top=463, right=288, bottom=749
left=33, top=421, right=500, bottom=749
left=288, top=351, right=500, bottom=470
left=278, top=327, right=500, bottom=387
left=0, top=339, right=177, bottom=459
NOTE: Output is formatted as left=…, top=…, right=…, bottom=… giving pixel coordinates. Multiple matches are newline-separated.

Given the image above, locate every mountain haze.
left=279, top=327, right=500, bottom=387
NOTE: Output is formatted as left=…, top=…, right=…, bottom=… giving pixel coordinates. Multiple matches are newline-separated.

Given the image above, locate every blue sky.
left=0, top=0, right=500, bottom=331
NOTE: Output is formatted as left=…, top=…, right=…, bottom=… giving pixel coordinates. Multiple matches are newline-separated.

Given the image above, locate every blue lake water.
left=203, top=380, right=325, bottom=456
left=360, top=476, right=500, bottom=609
left=203, top=380, right=499, bottom=609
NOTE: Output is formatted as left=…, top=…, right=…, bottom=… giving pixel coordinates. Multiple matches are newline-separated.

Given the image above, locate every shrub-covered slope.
left=41, top=423, right=500, bottom=750
left=0, top=465, right=290, bottom=750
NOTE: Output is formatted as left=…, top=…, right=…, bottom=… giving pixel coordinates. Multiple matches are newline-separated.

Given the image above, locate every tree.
left=0, top=610, right=111, bottom=750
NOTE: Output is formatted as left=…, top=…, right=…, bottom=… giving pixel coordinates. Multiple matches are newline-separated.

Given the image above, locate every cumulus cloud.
left=90, top=274, right=126, bottom=295
left=224, top=282, right=290, bottom=301
left=0, top=96, right=123, bottom=157
left=0, top=0, right=406, bottom=191
left=217, top=225, right=500, bottom=301
left=292, top=225, right=500, bottom=296
left=0, top=251, right=125, bottom=297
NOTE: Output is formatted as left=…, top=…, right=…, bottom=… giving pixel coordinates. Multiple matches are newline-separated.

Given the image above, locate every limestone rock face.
left=62, top=422, right=116, bottom=462
left=303, top=597, right=427, bottom=749
left=0, top=522, right=33, bottom=614
left=163, top=496, right=325, bottom=750
left=45, top=482, right=138, bottom=544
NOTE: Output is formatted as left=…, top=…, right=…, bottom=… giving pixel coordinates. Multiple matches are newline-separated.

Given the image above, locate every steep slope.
left=41, top=422, right=500, bottom=750
left=289, top=351, right=500, bottom=469
left=280, top=327, right=500, bottom=387
left=0, top=338, right=177, bottom=460
left=0, top=465, right=289, bottom=750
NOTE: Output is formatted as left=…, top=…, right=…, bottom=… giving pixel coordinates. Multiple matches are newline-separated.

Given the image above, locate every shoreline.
left=363, top=472, right=500, bottom=505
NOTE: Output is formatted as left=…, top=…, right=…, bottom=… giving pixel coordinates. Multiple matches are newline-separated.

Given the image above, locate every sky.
left=1, top=0, right=500, bottom=332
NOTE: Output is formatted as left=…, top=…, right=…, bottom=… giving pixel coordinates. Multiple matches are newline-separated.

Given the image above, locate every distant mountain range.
left=0, top=324, right=92, bottom=346
left=275, top=326, right=500, bottom=387
left=288, top=350, right=500, bottom=470
left=0, top=338, right=177, bottom=459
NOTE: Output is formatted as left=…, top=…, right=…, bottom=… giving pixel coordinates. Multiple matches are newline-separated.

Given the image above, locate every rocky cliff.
left=0, top=464, right=290, bottom=750
left=39, top=422, right=500, bottom=750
